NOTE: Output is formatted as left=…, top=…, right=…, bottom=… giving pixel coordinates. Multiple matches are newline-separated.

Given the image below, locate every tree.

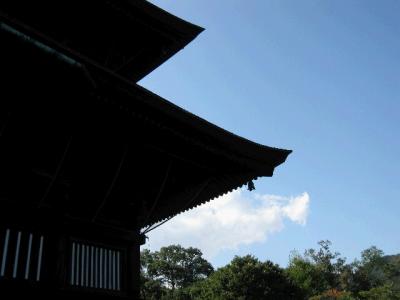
left=198, top=255, right=303, bottom=300
left=139, top=242, right=400, bottom=300
left=141, top=274, right=166, bottom=300
left=287, top=240, right=346, bottom=298
left=359, top=246, right=386, bottom=288
left=141, top=245, right=213, bottom=291
left=339, top=246, right=388, bottom=295
left=358, top=283, right=400, bottom=300
left=309, top=289, right=356, bottom=300
left=286, top=252, right=322, bottom=297
left=140, top=249, right=168, bottom=299
left=305, top=240, right=346, bottom=289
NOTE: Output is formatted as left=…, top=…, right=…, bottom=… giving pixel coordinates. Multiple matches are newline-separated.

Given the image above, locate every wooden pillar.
left=41, top=230, right=58, bottom=290
left=42, top=225, right=68, bottom=291
left=126, top=230, right=143, bottom=299
left=54, top=234, right=68, bottom=289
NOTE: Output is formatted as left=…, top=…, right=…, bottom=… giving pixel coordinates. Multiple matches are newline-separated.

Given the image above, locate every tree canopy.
left=140, top=242, right=400, bottom=300
left=190, top=255, right=303, bottom=300
left=141, top=245, right=213, bottom=299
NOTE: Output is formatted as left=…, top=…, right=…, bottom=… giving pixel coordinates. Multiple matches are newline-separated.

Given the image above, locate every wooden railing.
left=69, top=241, right=122, bottom=291
left=0, top=228, right=44, bottom=281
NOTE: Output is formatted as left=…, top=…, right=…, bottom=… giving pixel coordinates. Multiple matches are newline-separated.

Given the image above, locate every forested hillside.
left=141, top=242, right=400, bottom=299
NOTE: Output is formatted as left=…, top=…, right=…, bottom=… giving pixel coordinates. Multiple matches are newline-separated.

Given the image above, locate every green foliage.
left=309, top=289, right=356, bottom=300
left=358, top=284, right=400, bottom=300
left=286, top=240, right=346, bottom=298
left=359, top=247, right=387, bottom=288
left=286, top=242, right=400, bottom=299
left=141, top=273, right=167, bottom=300
left=286, top=252, right=320, bottom=296
left=384, top=254, right=400, bottom=291
left=339, top=246, right=400, bottom=296
left=141, top=245, right=214, bottom=299
left=141, top=245, right=213, bottom=290
left=140, top=243, right=400, bottom=300
left=196, top=255, right=304, bottom=300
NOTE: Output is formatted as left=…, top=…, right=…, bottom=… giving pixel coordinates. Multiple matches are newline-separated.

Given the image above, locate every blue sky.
left=141, top=0, right=400, bottom=267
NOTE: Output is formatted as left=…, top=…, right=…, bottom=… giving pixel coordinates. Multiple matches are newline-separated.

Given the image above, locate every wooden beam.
left=92, top=146, right=128, bottom=222
left=141, top=159, right=172, bottom=228
left=38, top=136, right=73, bottom=208
left=142, top=178, right=211, bottom=234
left=0, top=111, right=11, bottom=138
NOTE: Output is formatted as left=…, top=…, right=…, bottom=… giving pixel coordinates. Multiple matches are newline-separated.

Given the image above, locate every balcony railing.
left=0, top=228, right=44, bottom=281
left=69, top=241, right=122, bottom=291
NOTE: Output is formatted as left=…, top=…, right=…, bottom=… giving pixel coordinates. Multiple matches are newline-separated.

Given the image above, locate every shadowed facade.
left=0, top=1, right=291, bottom=298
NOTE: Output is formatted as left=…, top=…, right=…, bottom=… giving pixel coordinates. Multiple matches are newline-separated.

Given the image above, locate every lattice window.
left=69, top=241, right=122, bottom=291
left=0, top=228, right=44, bottom=281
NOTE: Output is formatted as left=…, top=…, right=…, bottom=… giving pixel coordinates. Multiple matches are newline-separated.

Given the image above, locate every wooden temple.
left=0, top=1, right=291, bottom=299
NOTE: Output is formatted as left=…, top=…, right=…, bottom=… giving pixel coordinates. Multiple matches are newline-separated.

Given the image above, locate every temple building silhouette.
left=0, top=1, right=291, bottom=299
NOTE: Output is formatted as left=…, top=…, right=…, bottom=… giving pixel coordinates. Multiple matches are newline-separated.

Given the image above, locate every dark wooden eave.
left=0, top=0, right=203, bottom=82
left=0, top=19, right=291, bottom=231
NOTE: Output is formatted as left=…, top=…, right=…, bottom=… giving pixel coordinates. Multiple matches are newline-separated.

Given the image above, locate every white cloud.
left=143, top=189, right=310, bottom=259
left=282, top=194, right=310, bottom=225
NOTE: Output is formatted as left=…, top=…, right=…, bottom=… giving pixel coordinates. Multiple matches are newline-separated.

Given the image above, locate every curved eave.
left=128, top=0, right=204, bottom=40
left=0, top=19, right=290, bottom=172
left=120, top=0, right=204, bottom=80
left=142, top=173, right=258, bottom=229
left=2, top=20, right=292, bottom=231
left=0, top=0, right=204, bottom=82
left=132, top=83, right=292, bottom=169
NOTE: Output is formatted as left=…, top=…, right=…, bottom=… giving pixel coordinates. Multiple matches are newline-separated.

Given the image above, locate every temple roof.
left=0, top=5, right=291, bottom=231
left=0, top=0, right=203, bottom=82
